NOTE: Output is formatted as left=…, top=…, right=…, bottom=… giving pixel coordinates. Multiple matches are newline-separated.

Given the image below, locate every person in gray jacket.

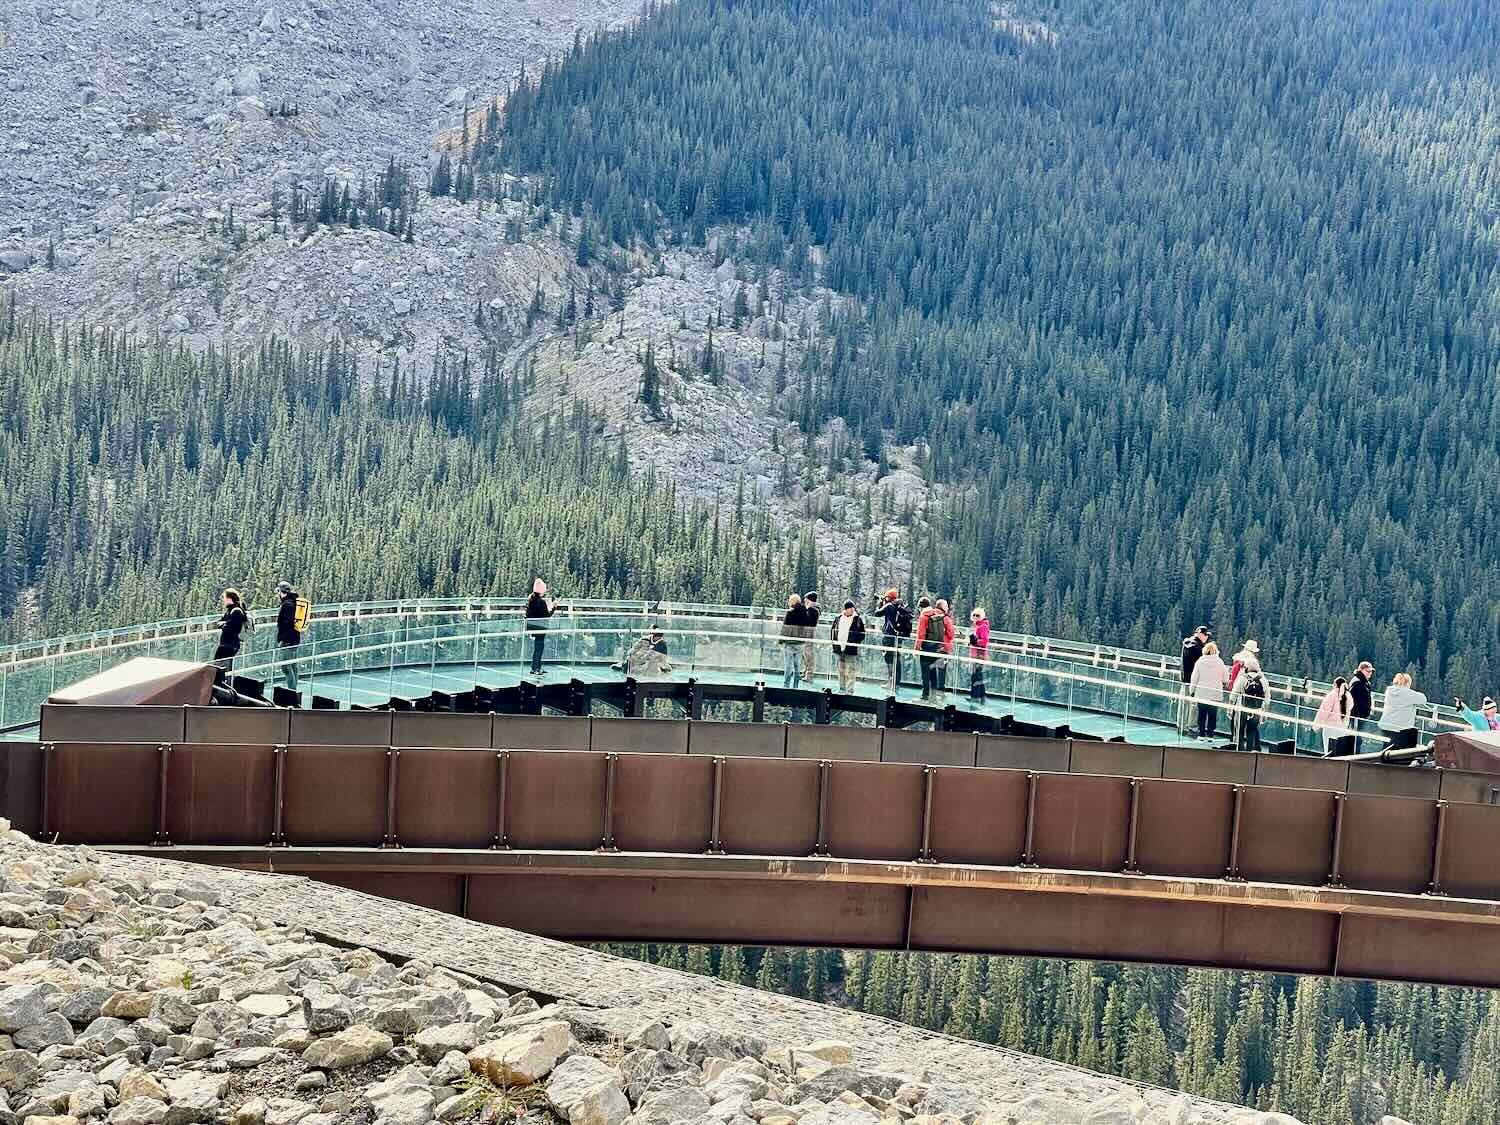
left=1378, top=672, right=1428, bottom=753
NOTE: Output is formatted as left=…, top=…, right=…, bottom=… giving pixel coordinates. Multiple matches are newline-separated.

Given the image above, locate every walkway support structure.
left=9, top=712, right=1500, bottom=988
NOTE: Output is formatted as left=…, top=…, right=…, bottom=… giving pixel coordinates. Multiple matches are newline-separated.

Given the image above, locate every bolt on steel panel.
left=1336, top=794, right=1439, bottom=894
left=688, top=720, right=787, bottom=758
left=1435, top=803, right=1500, bottom=900
left=1161, top=747, right=1257, bottom=785
left=41, top=704, right=185, bottom=744
left=1334, top=913, right=1500, bottom=989
left=288, top=710, right=394, bottom=747
left=165, top=744, right=277, bottom=845
left=282, top=744, right=389, bottom=846
left=491, top=716, right=592, bottom=751
left=1234, top=786, right=1336, bottom=886
left=393, top=713, right=494, bottom=749
left=1253, top=755, right=1350, bottom=792
left=1030, top=773, right=1131, bottom=872
left=504, top=750, right=608, bottom=850
left=975, top=735, right=1070, bottom=773
left=926, top=767, right=1028, bottom=865
left=909, top=886, right=1338, bottom=975
left=824, top=761, right=925, bottom=860
left=787, top=725, right=883, bottom=762
left=592, top=717, right=689, bottom=755
left=312, top=871, right=465, bottom=916
left=184, top=705, right=290, bottom=745
left=1068, top=742, right=1165, bottom=779
left=465, top=872, right=910, bottom=946
left=718, top=757, right=820, bottom=856
left=881, top=730, right=978, bottom=767
left=1345, top=764, right=1441, bottom=801
left=1134, top=780, right=1234, bottom=879
left=48, top=743, right=160, bottom=843
left=612, top=753, right=713, bottom=853
left=395, top=748, right=499, bottom=848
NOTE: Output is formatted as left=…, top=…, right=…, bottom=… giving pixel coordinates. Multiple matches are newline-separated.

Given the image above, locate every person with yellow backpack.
left=275, top=580, right=310, bottom=695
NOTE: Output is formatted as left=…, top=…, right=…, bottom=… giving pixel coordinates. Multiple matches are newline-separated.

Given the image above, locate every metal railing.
left=3, top=599, right=1471, bottom=752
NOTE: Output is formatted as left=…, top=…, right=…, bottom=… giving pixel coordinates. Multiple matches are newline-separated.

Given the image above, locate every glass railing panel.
left=475, top=618, right=525, bottom=672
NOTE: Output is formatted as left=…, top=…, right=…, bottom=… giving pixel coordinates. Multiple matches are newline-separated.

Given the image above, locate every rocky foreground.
left=0, top=822, right=1401, bottom=1125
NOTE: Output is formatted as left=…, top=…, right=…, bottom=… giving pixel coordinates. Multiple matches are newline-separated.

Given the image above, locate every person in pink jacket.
left=1189, top=641, right=1229, bottom=739
left=967, top=608, right=991, bottom=702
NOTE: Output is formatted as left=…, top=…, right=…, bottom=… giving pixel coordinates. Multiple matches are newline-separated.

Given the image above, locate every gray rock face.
left=546, top=1054, right=630, bottom=1125
left=0, top=986, right=48, bottom=1033
left=620, top=1049, right=699, bottom=1103
left=624, top=1085, right=713, bottom=1125
left=300, top=1025, right=391, bottom=1070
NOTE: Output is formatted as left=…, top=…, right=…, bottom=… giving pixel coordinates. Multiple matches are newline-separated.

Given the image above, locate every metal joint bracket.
left=599, top=753, right=619, bottom=852
left=706, top=756, right=726, bottom=855
left=1427, top=799, right=1449, bottom=896
left=1224, top=785, right=1245, bottom=881
left=380, top=749, right=400, bottom=849
left=1326, top=793, right=1346, bottom=888
left=1123, top=777, right=1141, bottom=873
left=269, top=744, right=289, bottom=847
left=492, top=751, right=510, bottom=849
left=813, top=760, right=832, bottom=857
left=153, top=743, right=173, bottom=846
left=917, top=766, right=937, bottom=863
left=1020, top=771, right=1040, bottom=867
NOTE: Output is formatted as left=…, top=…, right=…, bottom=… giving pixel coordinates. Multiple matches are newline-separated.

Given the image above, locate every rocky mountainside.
left=0, top=821, right=1353, bottom=1125
left=0, top=0, right=918, bottom=587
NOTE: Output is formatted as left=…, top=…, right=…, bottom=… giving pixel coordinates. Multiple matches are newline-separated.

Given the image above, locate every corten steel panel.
left=282, top=745, right=388, bottom=845
left=1030, top=773, right=1131, bottom=872
left=824, top=762, right=924, bottom=860
left=47, top=743, right=158, bottom=843
left=881, top=730, right=978, bottom=768
left=1134, top=780, right=1233, bottom=879
left=976, top=736, right=1070, bottom=773
left=466, top=873, right=909, bottom=946
left=1234, top=786, right=1336, bottom=886
left=1162, top=747, right=1257, bottom=785
left=505, top=751, right=608, bottom=850
left=1068, top=742, right=1165, bottom=779
left=786, top=725, right=882, bottom=762
left=612, top=754, right=713, bottom=853
left=1337, top=795, right=1437, bottom=894
left=592, top=717, right=689, bottom=755
left=926, top=767, right=1028, bottom=865
left=0, top=743, right=43, bottom=835
left=1435, top=803, right=1500, bottom=900
left=184, top=706, right=291, bottom=746
left=491, top=716, right=591, bottom=751
left=393, top=713, right=494, bottom=749
left=1346, top=763, right=1441, bottom=800
left=1335, top=914, right=1500, bottom=989
left=1438, top=770, right=1500, bottom=806
left=394, top=749, right=498, bottom=848
left=312, top=872, right=465, bottom=915
left=718, top=758, right=820, bottom=856
left=687, top=720, right=786, bottom=759
left=164, top=744, right=276, bottom=844
left=40, top=704, right=185, bottom=744
left=1253, top=755, right=1349, bottom=792
left=288, top=710, right=394, bottom=747
left=909, top=886, right=1337, bottom=974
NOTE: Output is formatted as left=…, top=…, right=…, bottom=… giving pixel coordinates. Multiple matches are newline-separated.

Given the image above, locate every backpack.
left=893, top=603, right=913, bottom=637
left=1242, top=673, right=1266, bottom=706
left=293, top=596, right=313, bottom=632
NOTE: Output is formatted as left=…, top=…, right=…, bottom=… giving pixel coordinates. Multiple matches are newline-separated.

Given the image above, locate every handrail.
left=0, top=598, right=1472, bottom=741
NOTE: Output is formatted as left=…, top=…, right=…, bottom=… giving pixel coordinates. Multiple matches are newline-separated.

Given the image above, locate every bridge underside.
left=110, top=845, right=1500, bottom=989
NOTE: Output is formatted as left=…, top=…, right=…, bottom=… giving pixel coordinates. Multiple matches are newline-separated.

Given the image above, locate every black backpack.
left=1242, top=673, right=1266, bottom=705
left=893, top=603, right=913, bottom=637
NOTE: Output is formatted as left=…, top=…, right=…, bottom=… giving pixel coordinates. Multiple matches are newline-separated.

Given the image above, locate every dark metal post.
left=600, top=753, right=618, bottom=851
left=270, top=745, right=287, bottom=847
left=153, top=743, right=172, bottom=846
left=918, top=766, right=936, bottom=862
left=493, top=751, right=509, bottom=849
left=813, top=760, right=832, bottom=856
left=1427, top=800, right=1449, bottom=896
left=752, top=685, right=765, bottom=723
left=1021, top=771, right=1039, bottom=867
left=707, top=756, right=725, bottom=854
left=1326, top=793, right=1346, bottom=888
left=1124, top=778, right=1141, bottom=873
left=1225, top=785, right=1245, bottom=881
left=382, top=750, right=400, bottom=849
left=39, top=742, right=52, bottom=841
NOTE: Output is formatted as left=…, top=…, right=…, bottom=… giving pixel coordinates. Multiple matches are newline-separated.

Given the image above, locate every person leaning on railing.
left=1378, top=672, right=1427, bottom=752
left=1455, top=696, right=1500, bottom=733
left=779, top=594, right=808, bottom=689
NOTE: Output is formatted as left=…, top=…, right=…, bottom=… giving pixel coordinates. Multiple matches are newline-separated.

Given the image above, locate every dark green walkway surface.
left=285, top=661, right=1213, bottom=748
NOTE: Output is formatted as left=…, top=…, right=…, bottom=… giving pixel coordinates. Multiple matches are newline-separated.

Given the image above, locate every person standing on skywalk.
left=801, top=591, right=821, bottom=681
left=875, top=588, right=911, bottom=695
left=525, top=578, right=556, bottom=676
left=829, top=599, right=865, bottom=694
left=967, top=607, right=990, bottom=702
left=780, top=594, right=809, bottom=688
left=275, top=580, right=304, bottom=695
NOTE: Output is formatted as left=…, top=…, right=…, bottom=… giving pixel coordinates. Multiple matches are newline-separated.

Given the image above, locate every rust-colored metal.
left=813, top=760, right=831, bottom=856
left=1225, top=785, right=1245, bottom=880
left=1434, top=801, right=1500, bottom=899
left=165, top=743, right=277, bottom=845
left=1124, top=779, right=1141, bottom=873
left=1429, top=800, right=1449, bottom=896
left=823, top=761, right=923, bottom=860
left=611, top=753, right=712, bottom=853
left=1021, top=771, right=1039, bottom=867
left=46, top=742, right=158, bottom=844
left=1327, top=794, right=1346, bottom=887
left=1135, top=780, right=1235, bottom=880
left=382, top=750, right=399, bottom=849
left=282, top=745, right=388, bottom=846
left=494, top=751, right=509, bottom=848
left=394, top=748, right=498, bottom=848
left=600, top=753, right=618, bottom=851
left=707, top=757, right=725, bottom=854
left=504, top=750, right=607, bottom=851
left=718, top=756, right=819, bottom=856
left=926, top=766, right=1027, bottom=867
left=1030, top=773, right=1130, bottom=872
left=271, top=745, right=287, bottom=846
left=1235, top=786, right=1335, bottom=886
left=1337, top=794, right=1437, bottom=895
left=154, top=744, right=172, bottom=845
left=917, top=767, right=935, bottom=863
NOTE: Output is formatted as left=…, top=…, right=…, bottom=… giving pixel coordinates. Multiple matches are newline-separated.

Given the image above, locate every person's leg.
left=1196, top=704, right=1210, bottom=738
left=803, top=638, right=815, bottom=679
left=885, top=651, right=896, bottom=694
left=531, top=631, right=545, bottom=674
left=1205, top=705, right=1218, bottom=738
left=919, top=654, right=932, bottom=699
left=281, top=644, right=299, bottom=692
left=1245, top=716, right=1260, bottom=754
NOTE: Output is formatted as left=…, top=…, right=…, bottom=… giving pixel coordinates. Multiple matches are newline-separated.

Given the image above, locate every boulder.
left=231, top=66, right=261, bottom=97
left=546, top=1055, right=629, bottom=1125
left=468, top=1021, right=571, bottom=1086
left=0, top=986, right=48, bottom=1032
left=796, top=1042, right=853, bottom=1067
left=119, top=1071, right=168, bottom=1103
left=623, top=1086, right=713, bottom=1125
left=668, top=1022, right=766, bottom=1066
left=364, top=1067, right=432, bottom=1125
left=14, top=1015, right=72, bottom=1050
left=620, top=1048, right=699, bottom=1103
left=101, top=993, right=153, bottom=1020
left=413, top=1023, right=478, bottom=1063
left=301, top=1025, right=392, bottom=1070
left=110, top=1099, right=169, bottom=1125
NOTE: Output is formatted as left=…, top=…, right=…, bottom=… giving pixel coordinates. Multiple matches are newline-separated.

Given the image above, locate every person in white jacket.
left=1189, top=641, right=1229, bottom=740
left=1378, top=672, right=1428, bottom=753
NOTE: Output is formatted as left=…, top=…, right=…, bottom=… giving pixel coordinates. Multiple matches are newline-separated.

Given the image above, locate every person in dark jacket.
left=801, top=591, right=821, bottom=681
left=525, top=578, right=557, bottom=676
left=213, top=588, right=248, bottom=670
left=876, top=588, right=909, bottom=695
left=1180, top=626, right=1211, bottom=731
left=275, top=581, right=302, bottom=694
left=780, top=594, right=808, bottom=688
left=1347, top=660, right=1375, bottom=753
left=830, top=599, right=866, bottom=694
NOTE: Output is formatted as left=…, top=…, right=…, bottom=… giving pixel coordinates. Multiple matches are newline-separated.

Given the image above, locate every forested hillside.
left=490, top=0, right=1500, bottom=698
left=0, top=301, right=787, bottom=639
left=598, top=944, right=1500, bottom=1124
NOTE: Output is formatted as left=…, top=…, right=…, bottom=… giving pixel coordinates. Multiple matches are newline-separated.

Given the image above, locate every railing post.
left=707, top=756, right=725, bottom=855
left=1021, top=771, right=1039, bottom=867
left=1427, top=800, right=1449, bottom=896
left=1123, top=778, right=1141, bottom=873
left=1225, top=785, right=1245, bottom=881
left=154, top=743, right=172, bottom=846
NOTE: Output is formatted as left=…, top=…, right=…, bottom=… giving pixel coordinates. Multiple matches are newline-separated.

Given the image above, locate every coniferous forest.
left=492, top=0, right=1500, bottom=701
